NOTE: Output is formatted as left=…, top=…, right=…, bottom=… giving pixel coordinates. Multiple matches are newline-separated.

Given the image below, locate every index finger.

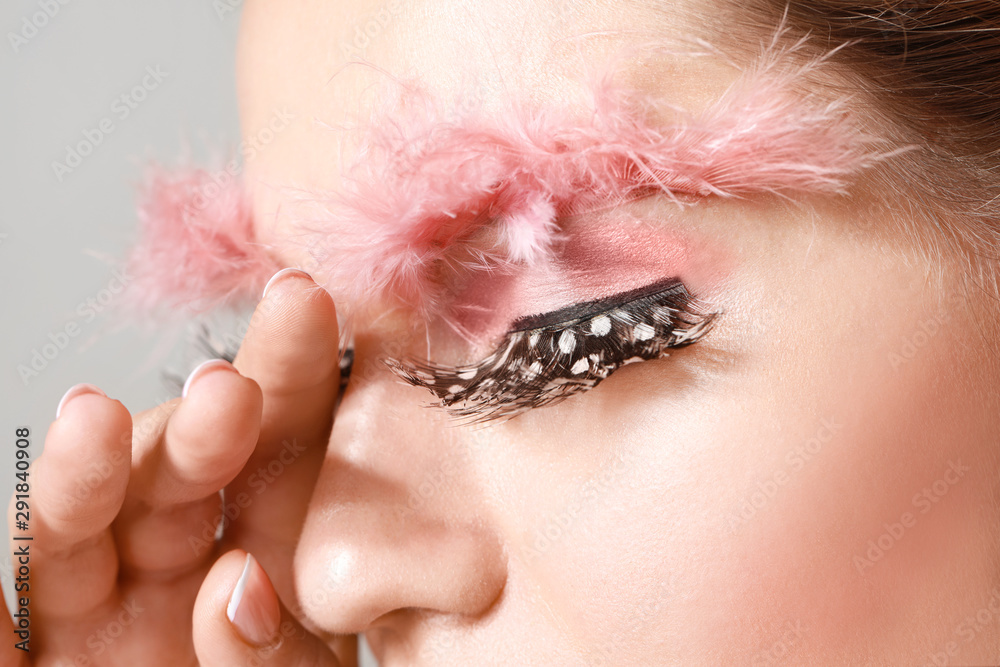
left=224, top=269, right=341, bottom=575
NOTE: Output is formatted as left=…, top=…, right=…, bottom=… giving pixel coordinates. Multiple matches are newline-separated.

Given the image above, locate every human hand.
left=3, top=269, right=352, bottom=666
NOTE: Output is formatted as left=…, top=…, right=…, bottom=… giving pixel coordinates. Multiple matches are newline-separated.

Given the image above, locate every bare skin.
left=4, top=272, right=352, bottom=666
left=7, top=0, right=1000, bottom=665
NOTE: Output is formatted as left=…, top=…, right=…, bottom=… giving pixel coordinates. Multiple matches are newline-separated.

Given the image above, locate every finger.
left=114, top=359, right=263, bottom=575
left=193, top=549, right=340, bottom=667
left=227, top=270, right=340, bottom=557
left=24, top=385, right=131, bottom=618
left=127, top=359, right=263, bottom=505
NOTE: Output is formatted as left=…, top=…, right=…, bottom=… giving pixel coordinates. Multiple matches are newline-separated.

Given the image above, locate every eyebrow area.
left=302, top=63, right=881, bottom=315
left=122, top=51, right=884, bottom=324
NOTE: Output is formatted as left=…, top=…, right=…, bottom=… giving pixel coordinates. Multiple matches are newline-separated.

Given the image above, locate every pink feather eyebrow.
left=120, top=49, right=889, bottom=324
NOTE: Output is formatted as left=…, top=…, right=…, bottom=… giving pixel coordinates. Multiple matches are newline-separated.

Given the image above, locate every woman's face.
left=236, top=0, right=1000, bottom=664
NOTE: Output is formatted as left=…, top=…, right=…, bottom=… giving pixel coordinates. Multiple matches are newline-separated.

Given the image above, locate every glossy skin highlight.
left=236, top=1, right=1000, bottom=665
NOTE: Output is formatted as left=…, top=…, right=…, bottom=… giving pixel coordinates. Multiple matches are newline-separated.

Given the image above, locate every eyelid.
left=510, top=278, right=691, bottom=332
left=386, top=278, right=718, bottom=423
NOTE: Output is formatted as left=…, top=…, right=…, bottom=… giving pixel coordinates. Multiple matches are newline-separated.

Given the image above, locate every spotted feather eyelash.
left=386, top=279, right=717, bottom=423
left=165, top=323, right=355, bottom=398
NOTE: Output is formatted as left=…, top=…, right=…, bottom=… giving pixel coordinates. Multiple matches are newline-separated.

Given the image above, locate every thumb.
left=194, top=549, right=342, bottom=667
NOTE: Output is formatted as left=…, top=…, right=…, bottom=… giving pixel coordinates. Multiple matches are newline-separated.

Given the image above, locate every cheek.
left=489, top=211, right=994, bottom=661
left=697, top=306, right=989, bottom=661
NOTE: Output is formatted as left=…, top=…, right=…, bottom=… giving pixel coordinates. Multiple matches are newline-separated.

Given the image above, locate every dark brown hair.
left=717, top=1, right=1000, bottom=276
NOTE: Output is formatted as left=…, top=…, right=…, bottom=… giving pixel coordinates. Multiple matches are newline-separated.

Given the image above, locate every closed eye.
left=385, top=278, right=718, bottom=423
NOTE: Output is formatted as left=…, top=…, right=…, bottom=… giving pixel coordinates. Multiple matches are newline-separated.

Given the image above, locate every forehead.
left=237, top=1, right=736, bottom=167
left=235, top=0, right=740, bottom=269
left=231, top=1, right=883, bottom=318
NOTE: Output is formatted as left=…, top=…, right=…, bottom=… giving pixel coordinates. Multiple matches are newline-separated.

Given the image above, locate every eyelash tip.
left=387, top=279, right=720, bottom=424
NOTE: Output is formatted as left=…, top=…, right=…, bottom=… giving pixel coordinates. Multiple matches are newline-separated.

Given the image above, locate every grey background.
left=1, top=2, right=376, bottom=664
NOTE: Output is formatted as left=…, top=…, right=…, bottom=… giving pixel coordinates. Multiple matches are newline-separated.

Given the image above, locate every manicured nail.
left=262, top=268, right=312, bottom=300
left=56, top=383, right=106, bottom=420
left=227, top=553, right=280, bottom=646
left=181, top=359, right=236, bottom=399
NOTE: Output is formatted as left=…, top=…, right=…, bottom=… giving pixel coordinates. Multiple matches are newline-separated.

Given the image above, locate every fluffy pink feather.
left=123, top=46, right=887, bottom=321
left=292, top=60, right=884, bottom=314
left=120, top=164, right=280, bottom=320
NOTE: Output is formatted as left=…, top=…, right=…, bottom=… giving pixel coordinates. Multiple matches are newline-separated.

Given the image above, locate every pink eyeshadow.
left=443, top=215, right=715, bottom=345
left=121, top=46, right=884, bottom=325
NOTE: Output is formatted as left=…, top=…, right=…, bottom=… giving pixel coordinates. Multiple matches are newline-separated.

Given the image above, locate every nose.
left=294, top=332, right=508, bottom=635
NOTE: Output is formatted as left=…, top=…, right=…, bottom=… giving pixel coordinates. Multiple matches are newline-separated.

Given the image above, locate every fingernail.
left=227, top=553, right=281, bottom=646
left=181, top=359, right=236, bottom=399
left=56, top=383, right=107, bottom=420
left=262, top=268, right=312, bottom=300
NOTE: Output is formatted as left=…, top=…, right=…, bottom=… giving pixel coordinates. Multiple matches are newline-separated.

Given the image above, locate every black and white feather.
left=386, top=279, right=717, bottom=422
